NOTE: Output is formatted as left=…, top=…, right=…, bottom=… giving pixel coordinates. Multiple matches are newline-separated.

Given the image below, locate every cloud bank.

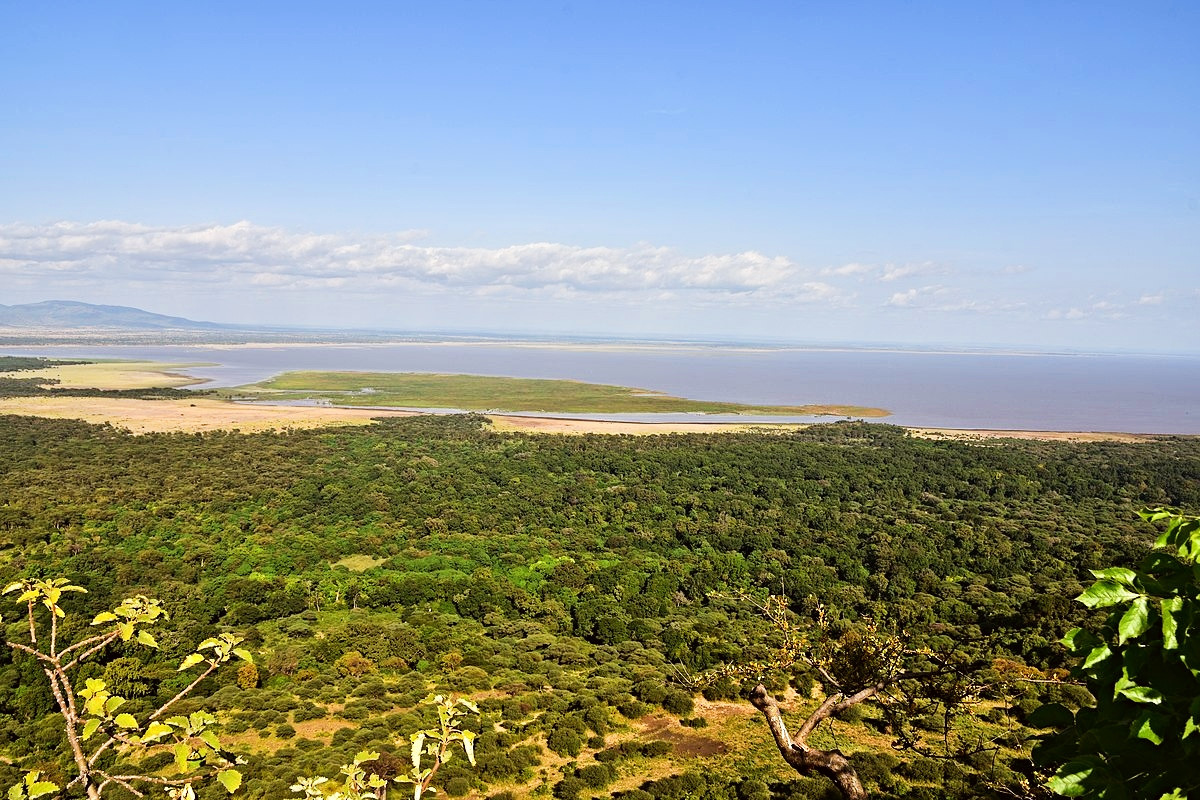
left=0, top=220, right=850, bottom=306
left=0, top=220, right=1180, bottom=347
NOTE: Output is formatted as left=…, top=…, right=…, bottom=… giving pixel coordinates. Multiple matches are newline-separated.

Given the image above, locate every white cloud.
left=1138, top=294, right=1164, bottom=305
left=0, top=220, right=855, bottom=308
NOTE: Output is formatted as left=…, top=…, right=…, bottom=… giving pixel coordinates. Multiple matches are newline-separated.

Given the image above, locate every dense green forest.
left=2, top=414, right=1198, bottom=800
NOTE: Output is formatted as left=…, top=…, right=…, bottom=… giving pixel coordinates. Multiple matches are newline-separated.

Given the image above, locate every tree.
left=1034, top=509, right=1200, bottom=799
left=699, top=594, right=983, bottom=800
left=2, top=578, right=251, bottom=800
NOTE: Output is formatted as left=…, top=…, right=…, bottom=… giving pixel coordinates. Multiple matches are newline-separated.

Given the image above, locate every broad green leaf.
left=1060, top=627, right=1100, bottom=653
left=217, top=770, right=242, bottom=794
left=1184, top=715, right=1200, bottom=740
left=1116, top=683, right=1163, bottom=705
left=1077, top=580, right=1141, bottom=609
left=82, top=718, right=102, bottom=740
left=1185, top=698, right=1200, bottom=740
left=1090, top=567, right=1139, bottom=586
left=461, top=730, right=476, bottom=765
left=1027, top=703, right=1074, bottom=729
left=1048, top=759, right=1097, bottom=797
left=141, top=721, right=173, bottom=742
left=2, top=581, right=23, bottom=594
left=1082, top=644, right=1112, bottom=670
left=114, top=713, right=138, bottom=729
left=1162, top=597, right=1184, bottom=650
left=137, top=630, right=158, bottom=648
left=410, top=732, right=425, bottom=770
left=118, top=621, right=134, bottom=641
left=200, top=730, right=221, bottom=750
left=1133, top=711, right=1168, bottom=745
left=91, top=611, right=118, bottom=625
left=174, top=742, right=192, bottom=773
left=26, top=783, right=58, bottom=800
left=1119, top=597, right=1152, bottom=644
left=6, top=785, right=20, bottom=800
left=178, top=653, right=205, bottom=671
left=354, top=751, right=379, bottom=766
left=232, top=649, right=253, bottom=663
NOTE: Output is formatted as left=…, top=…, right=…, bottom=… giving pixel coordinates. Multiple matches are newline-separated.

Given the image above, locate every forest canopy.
left=1, top=414, right=1197, bottom=799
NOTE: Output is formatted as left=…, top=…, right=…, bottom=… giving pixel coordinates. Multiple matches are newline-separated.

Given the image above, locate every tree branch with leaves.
left=692, top=593, right=986, bottom=800
left=2, top=578, right=251, bottom=800
left=290, top=695, right=478, bottom=800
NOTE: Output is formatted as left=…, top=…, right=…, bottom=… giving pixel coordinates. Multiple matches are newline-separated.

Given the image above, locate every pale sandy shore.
left=0, top=396, right=1166, bottom=441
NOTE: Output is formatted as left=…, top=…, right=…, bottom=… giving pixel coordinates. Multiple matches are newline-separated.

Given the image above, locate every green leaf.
left=91, top=611, right=118, bottom=625
left=7, top=783, right=22, bottom=800
left=82, top=718, right=102, bottom=740
left=1119, top=597, right=1152, bottom=644
left=460, top=730, right=476, bottom=766
left=114, top=713, right=138, bottom=729
left=141, top=721, right=173, bottom=742
left=1082, top=644, right=1113, bottom=670
left=1060, top=627, right=1100, bottom=653
left=1078, top=579, right=1141, bottom=609
left=1134, top=711, right=1169, bottom=745
left=217, top=770, right=242, bottom=794
left=1027, top=703, right=1074, bottom=729
left=1116, top=683, right=1164, bottom=705
left=410, top=732, right=425, bottom=770
left=1162, top=597, right=1184, bottom=650
left=26, top=783, right=58, bottom=800
left=200, top=730, right=221, bottom=751
left=1048, top=759, right=1097, bottom=797
left=178, top=653, right=205, bottom=671
left=1090, top=567, right=1139, bottom=586
left=232, top=649, right=253, bottom=663
left=136, top=630, right=158, bottom=648
left=174, top=743, right=192, bottom=773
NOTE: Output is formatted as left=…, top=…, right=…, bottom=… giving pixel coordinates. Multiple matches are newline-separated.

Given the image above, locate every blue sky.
left=1, top=1, right=1196, bottom=351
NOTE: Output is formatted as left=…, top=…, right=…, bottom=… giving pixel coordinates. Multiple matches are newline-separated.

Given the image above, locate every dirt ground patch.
left=638, top=714, right=729, bottom=758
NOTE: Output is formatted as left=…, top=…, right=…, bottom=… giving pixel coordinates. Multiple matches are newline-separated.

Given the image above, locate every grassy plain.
left=236, top=370, right=891, bottom=417
left=0, top=359, right=212, bottom=388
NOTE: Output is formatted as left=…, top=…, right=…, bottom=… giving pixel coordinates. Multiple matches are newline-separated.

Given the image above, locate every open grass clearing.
left=0, top=358, right=213, bottom=389
left=236, top=370, right=891, bottom=417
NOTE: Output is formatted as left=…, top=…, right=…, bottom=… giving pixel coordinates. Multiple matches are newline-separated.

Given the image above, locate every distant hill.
left=0, top=301, right=226, bottom=330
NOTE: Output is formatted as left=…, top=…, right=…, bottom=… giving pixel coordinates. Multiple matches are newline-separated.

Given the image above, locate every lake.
left=7, top=342, right=1199, bottom=434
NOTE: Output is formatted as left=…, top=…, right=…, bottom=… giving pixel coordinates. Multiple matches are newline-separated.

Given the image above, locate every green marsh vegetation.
left=235, top=371, right=890, bottom=417
left=0, top=414, right=1197, bottom=799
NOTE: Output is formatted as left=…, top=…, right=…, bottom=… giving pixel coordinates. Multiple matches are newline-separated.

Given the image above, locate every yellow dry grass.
left=1, top=360, right=211, bottom=389
left=0, top=396, right=415, bottom=433
left=908, top=427, right=1157, bottom=443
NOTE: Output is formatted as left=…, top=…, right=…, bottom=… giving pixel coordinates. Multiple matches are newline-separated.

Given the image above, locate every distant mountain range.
left=0, top=301, right=225, bottom=330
